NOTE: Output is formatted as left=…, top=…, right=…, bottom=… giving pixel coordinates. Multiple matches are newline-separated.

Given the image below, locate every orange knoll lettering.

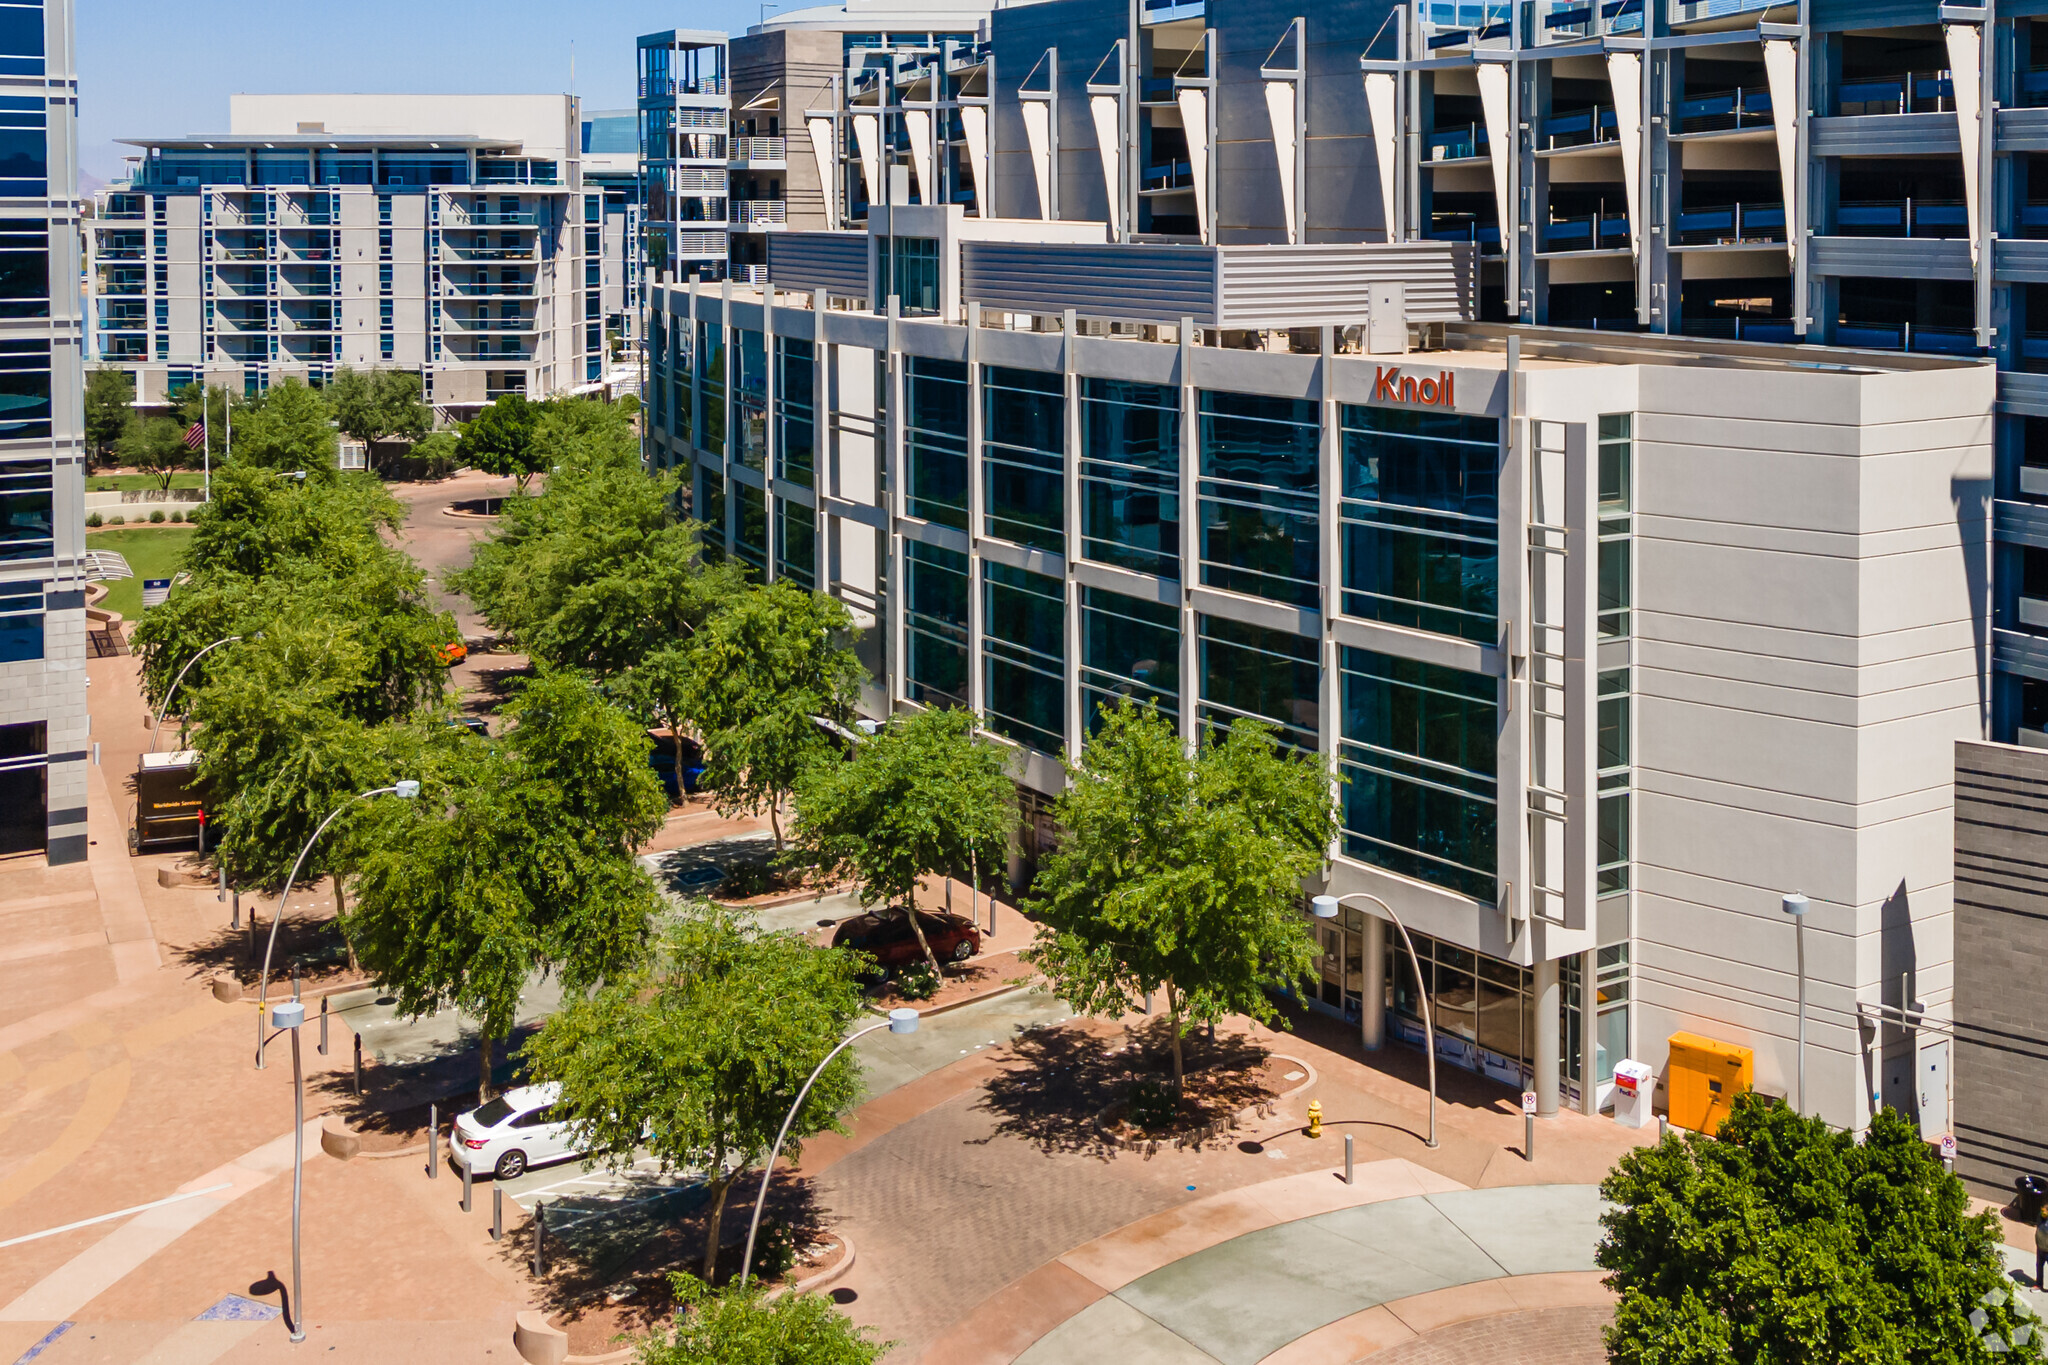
left=1373, top=367, right=1455, bottom=409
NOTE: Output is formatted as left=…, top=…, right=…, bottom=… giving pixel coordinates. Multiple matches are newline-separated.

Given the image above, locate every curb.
left=209, top=974, right=375, bottom=1006
left=864, top=973, right=1036, bottom=1023
left=766, top=1233, right=858, bottom=1302
left=1094, top=1052, right=1319, bottom=1155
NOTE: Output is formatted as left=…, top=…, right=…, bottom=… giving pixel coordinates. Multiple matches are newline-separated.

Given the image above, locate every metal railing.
left=2016, top=202, right=2048, bottom=239
left=1835, top=197, right=1968, bottom=238
left=730, top=199, right=788, bottom=227
left=1426, top=218, right=1504, bottom=256
left=444, top=316, right=536, bottom=332
left=1546, top=104, right=1619, bottom=150
left=740, top=264, right=769, bottom=284
left=442, top=244, right=536, bottom=259
left=1542, top=210, right=1630, bottom=251
left=1680, top=314, right=1797, bottom=342
left=2023, top=65, right=2048, bottom=108
left=1426, top=123, right=1488, bottom=161
left=444, top=210, right=538, bottom=226
left=639, top=77, right=728, bottom=97
left=1834, top=320, right=1979, bottom=354
left=1143, top=160, right=1193, bottom=191
left=1676, top=86, right=1772, bottom=134
left=1837, top=69, right=1953, bottom=116
left=729, top=136, right=788, bottom=163
left=1673, top=201, right=1786, bottom=245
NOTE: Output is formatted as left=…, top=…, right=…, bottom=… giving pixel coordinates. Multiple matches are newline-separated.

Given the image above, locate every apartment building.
left=643, top=0, right=2005, bottom=1153
left=637, top=0, right=1002, bottom=288
left=92, top=94, right=594, bottom=406
left=0, top=0, right=86, bottom=867
left=583, top=108, right=644, bottom=367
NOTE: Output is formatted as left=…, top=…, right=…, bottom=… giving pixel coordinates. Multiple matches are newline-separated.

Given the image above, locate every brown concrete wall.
left=1954, top=738, right=2048, bottom=1199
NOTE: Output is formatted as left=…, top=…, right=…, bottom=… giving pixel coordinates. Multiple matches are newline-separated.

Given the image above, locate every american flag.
left=182, top=421, right=205, bottom=451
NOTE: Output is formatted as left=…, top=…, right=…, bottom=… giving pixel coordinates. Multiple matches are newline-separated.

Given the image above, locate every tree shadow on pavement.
left=971, top=1017, right=1272, bottom=1159
left=167, top=913, right=349, bottom=989
left=308, top=1020, right=541, bottom=1141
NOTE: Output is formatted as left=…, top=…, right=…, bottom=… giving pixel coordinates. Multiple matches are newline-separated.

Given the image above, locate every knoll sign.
left=1374, top=367, right=1456, bottom=408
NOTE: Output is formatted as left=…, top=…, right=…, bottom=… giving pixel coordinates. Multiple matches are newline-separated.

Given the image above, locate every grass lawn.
left=89, top=525, right=195, bottom=619
left=86, top=471, right=208, bottom=492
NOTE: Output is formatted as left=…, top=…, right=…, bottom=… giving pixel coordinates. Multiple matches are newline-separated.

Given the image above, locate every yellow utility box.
left=1666, top=1032, right=1753, bottom=1133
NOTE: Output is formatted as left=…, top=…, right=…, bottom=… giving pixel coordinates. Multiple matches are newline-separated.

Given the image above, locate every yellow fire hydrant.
left=1306, top=1099, right=1324, bottom=1139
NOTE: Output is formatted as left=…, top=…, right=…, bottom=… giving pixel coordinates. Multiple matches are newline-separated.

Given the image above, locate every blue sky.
left=78, top=0, right=762, bottom=183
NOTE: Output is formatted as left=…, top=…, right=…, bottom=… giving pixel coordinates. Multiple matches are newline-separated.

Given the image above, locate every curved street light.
left=148, top=633, right=248, bottom=754
left=255, top=781, right=420, bottom=1070
left=737, top=1007, right=919, bottom=1288
left=1313, top=892, right=1439, bottom=1149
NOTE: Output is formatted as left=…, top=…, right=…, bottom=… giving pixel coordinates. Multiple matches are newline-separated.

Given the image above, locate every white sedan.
left=449, top=1083, right=588, bottom=1180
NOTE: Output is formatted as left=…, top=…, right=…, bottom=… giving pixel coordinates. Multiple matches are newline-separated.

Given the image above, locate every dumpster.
left=131, top=750, right=203, bottom=855
left=1667, top=1032, right=1754, bottom=1134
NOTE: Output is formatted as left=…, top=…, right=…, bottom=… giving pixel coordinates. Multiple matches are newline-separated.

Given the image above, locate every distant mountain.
left=79, top=169, right=106, bottom=199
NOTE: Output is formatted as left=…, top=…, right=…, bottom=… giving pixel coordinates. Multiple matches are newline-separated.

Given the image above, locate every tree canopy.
left=84, top=366, right=134, bottom=463
left=460, top=392, right=545, bottom=491
left=522, top=906, right=868, bottom=1280
left=1022, top=703, right=1338, bottom=1087
left=171, top=382, right=233, bottom=463
left=345, top=669, right=668, bottom=1099
left=1598, top=1096, right=2043, bottom=1365
left=790, top=706, right=1015, bottom=975
left=116, top=415, right=194, bottom=493
left=230, top=377, right=338, bottom=478
left=632, top=1276, right=891, bottom=1365
left=685, top=583, right=864, bottom=848
left=327, top=367, right=432, bottom=462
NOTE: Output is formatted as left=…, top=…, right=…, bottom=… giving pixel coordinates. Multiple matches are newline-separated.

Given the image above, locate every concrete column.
left=1534, top=954, right=1561, bottom=1117
left=1361, top=915, right=1386, bottom=1051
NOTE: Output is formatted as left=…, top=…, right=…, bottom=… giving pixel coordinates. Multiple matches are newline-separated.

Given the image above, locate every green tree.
left=327, top=367, right=432, bottom=470
left=522, top=907, right=868, bottom=1281
left=616, top=641, right=695, bottom=783
left=171, top=382, right=232, bottom=463
left=232, top=377, right=339, bottom=478
left=634, top=1275, right=891, bottom=1365
left=1022, top=703, right=1338, bottom=1089
left=84, top=366, right=134, bottom=465
left=686, top=584, right=864, bottom=849
left=117, top=415, right=195, bottom=493
left=789, top=706, right=1015, bottom=977
left=460, top=392, right=544, bottom=492
left=1598, top=1096, right=2042, bottom=1365
left=346, top=670, right=667, bottom=1100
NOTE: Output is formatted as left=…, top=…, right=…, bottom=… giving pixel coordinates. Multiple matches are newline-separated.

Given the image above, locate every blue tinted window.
left=0, top=98, right=45, bottom=197
left=1081, top=378, right=1179, bottom=580
left=906, top=540, right=968, bottom=708
left=984, top=562, right=1066, bottom=754
left=1339, top=405, right=1499, bottom=642
left=1081, top=587, right=1178, bottom=735
left=0, top=457, right=50, bottom=560
left=0, top=5, right=42, bottom=78
left=1198, top=391, right=1320, bottom=608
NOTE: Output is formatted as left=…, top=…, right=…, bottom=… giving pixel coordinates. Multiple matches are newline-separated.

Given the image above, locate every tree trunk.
left=333, top=880, right=359, bottom=975
left=1167, top=986, right=1186, bottom=1094
left=702, top=1171, right=732, bottom=1283
left=768, top=800, right=785, bottom=853
left=673, top=728, right=687, bottom=803
left=478, top=1032, right=495, bottom=1107
left=904, top=894, right=945, bottom=978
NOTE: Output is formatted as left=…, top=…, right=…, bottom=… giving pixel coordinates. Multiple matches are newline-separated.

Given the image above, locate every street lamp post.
left=1313, top=893, right=1438, bottom=1149
left=1783, top=891, right=1809, bottom=1114
left=255, top=782, right=420, bottom=1070
left=738, top=1008, right=919, bottom=1288
left=148, top=633, right=247, bottom=753
left=266, top=999, right=309, bottom=1342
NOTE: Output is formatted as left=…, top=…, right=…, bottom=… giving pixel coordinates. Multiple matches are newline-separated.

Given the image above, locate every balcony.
left=729, top=136, right=787, bottom=167
left=215, top=246, right=271, bottom=262
left=443, top=314, right=537, bottom=332
left=1534, top=0, right=1643, bottom=42
left=1141, top=0, right=1205, bottom=22
left=2015, top=203, right=2048, bottom=240
left=639, top=77, right=728, bottom=97
left=1426, top=124, right=1488, bottom=162
left=1426, top=217, right=1503, bottom=256
left=1838, top=69, right=1953, bottom=117
left=1834, top=319, right=1980, bottom=354
left=1835, top=198, right=1967, bottom=238
left=1545, top=105, right=1618, bottom=151
left=97, top=305, right=147, bottom=327
left=1668, top=0, right=1776, bottom=23
left=442, top=280, right=537, bottom=297
left=444, top=210, right=537, bottom=227
left=97, top=243, right=145, bottom=262
left=99, top=272, right=146, bottom=296
left=1673, top=201, right=1786, bottom=246
left=2018, top=333, right=2048, bottom=373
left=101, top=336, right=148, bottom=359
left=730, top=199, right=788, bottom=228
left=281, top=212, right=335, bottom=227
left=1143, top=160, right=1194, bottom=192
left=1679, top=313, right=1797, bottom=342
left=1541, top=210, right=1630, bottom=253
left=1676, top=86, right=1772, bottom=136
left=2023, top=66, right=2048, bottom=109
left=442, top=243, right=536, bottom=261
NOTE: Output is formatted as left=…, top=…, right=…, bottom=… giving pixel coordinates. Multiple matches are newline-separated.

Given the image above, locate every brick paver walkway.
left=1363, top=1306, right=1608, bottom=1365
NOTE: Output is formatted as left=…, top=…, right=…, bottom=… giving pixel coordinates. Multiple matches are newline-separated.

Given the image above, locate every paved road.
left=854, top=987, right=1071, bottom=1098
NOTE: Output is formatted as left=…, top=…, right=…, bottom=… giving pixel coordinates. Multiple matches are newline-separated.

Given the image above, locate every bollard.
left=427, top=1105, right=438, bottom=1179
left=318, top=996, right=329, bottom=1056
left=352, top=1032, right=363, bottom=1096
left=1658, top=1114, right=1670, bottom=1142
left=291, top=970, right=300, bottom=1002
left=462, top=1159, right=473, bottom=1213
left=492, top=1185, right=503, bottom=1240
left=1344, top=1133, right=1354, bottom=1185
left=532, top=1202, right=545, bottom=1277
left=1525, top=1111, right=1535, bottom=1163
left=231, top=889, right=240, bottom=931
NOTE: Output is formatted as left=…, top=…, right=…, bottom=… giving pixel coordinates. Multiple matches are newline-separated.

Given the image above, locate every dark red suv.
left=831, top=907, right=981, bottom=969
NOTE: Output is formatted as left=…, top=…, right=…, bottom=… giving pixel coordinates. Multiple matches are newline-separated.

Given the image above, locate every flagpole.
left=202, top=387, right=210, bottom=503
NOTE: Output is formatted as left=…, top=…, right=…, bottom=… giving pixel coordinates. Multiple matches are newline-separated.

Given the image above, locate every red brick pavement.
left=1363, top=1306, right=1609, bottom=1365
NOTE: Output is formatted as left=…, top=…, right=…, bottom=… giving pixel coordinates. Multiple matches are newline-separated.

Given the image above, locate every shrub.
left=109, top=515, right=125, bottom=525
left=1129, top=1079, right=1179, bottom=1130
left=85, top=511, right=102, bottom=527
left=148, top=508, right=165, bottom=523
left=169, top=510, right=183, bottom=524
left=894, top=962, right=940, bottom=1001
left=717, top=862, right=778, bottom=901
